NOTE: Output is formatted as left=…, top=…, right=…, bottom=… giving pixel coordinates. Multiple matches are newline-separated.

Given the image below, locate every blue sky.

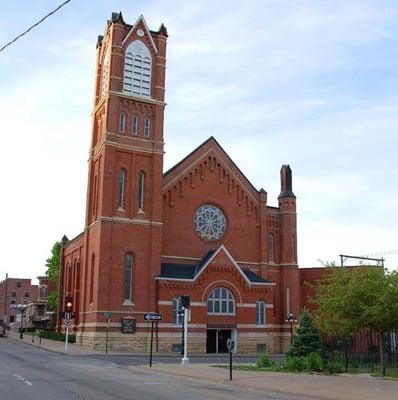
left=0, top=0, right=397, bottom=282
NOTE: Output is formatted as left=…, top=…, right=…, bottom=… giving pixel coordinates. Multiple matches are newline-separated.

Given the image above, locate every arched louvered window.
left=207, top=288, right=235, bottom=315
left=118, top=168, right=126, bottom=209
left=256, top=300, right=266, bottom=325
left=124, top=254, right=133, bottom=301
left=124, top=40, right=151, bottom=97
left=138, top=171, right=145, bottom=210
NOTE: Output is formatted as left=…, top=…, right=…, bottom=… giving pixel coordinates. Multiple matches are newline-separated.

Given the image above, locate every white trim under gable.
left=122, top=15, right=158, bottom=55
left=156, top=244, right=276, bottom=286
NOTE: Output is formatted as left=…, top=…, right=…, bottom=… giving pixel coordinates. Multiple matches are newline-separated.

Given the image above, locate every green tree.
left=288, top=309, right=323, bottom=357
left=45, top=241, right=61, bottom=311
left=312, top=267, right=398, bottom=375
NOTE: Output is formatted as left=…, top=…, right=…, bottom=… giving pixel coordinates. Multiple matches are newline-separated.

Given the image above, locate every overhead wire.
left=0, top=0, right=71, bottom=53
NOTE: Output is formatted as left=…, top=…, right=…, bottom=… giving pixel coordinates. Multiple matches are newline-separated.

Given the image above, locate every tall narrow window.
left=268, top=233, right=274, bottom=262
left=256, top=300, right=266, bottom=325
left=119, top=112, right=126, bottom=133
left=124, top=40, right=152, bottom=97
left=89, top=254, right=95, bottom=304
left=285, top=286, right=290, bottom=317
left=132, top=115, right=138, bottom=136
left=292, top=234, right=296, bottom=263
left=138, top=171, right=145, bottom=210
left=144, top=118, right=150, bottom=137
left=118, top=168, right=126, bottom=209
left=172, top=297, right=183, bottom=325
left=124, top=254, right=133, bottom=302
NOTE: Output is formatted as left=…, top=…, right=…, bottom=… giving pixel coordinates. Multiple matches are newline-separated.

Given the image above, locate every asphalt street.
left=0, top=338, right=308, bottom=400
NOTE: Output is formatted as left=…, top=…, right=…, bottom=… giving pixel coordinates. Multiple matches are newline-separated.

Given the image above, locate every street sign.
left=144, top=313, right=163, bottom=321
left=104, top=312, right=112, bottom=319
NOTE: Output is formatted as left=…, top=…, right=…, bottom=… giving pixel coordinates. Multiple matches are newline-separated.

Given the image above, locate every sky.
left=0, top=0, right=397, bottom=283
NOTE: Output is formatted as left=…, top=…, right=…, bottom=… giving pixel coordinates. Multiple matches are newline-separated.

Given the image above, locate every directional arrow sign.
left=144, top=313, right=163, bottom=321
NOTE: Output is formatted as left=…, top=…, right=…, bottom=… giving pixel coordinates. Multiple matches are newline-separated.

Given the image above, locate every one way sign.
left=144, top=313, right=163, bottom=321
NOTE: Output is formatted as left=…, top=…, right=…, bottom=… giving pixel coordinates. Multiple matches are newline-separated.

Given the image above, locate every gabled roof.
left=157, top=245, right=274, bottom=286
left=122, top=14, right=158, bottom=55
left=163, top=136, right=260, bottom=200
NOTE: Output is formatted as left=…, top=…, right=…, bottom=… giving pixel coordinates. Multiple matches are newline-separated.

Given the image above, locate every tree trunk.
left=378, top=331, right=386, bottom=376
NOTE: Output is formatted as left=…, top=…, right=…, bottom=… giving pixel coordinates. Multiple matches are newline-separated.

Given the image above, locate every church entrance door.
left=206, top=329, right=232, bottom=353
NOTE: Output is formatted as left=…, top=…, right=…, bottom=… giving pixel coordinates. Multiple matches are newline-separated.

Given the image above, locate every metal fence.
left=322, top=331, right=398, bottom=373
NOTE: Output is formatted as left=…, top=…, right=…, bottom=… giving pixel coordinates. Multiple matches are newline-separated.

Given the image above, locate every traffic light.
left=64, top=296, right=73, bottom=319
left=181, top=295, right=190, bottom=309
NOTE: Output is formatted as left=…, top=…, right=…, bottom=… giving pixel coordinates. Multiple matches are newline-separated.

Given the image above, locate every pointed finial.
left=158, top=23, right=168, bottom=37
left=278, top=164, right=296, bottom=199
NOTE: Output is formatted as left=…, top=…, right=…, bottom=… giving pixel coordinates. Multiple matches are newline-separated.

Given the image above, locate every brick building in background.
left=0, top=277, right=39, bottom=325
left=58, top=13, right=327, bottom=354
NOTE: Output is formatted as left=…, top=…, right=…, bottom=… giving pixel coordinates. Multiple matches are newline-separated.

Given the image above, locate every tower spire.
left=278, top=164, right=295, bottom=199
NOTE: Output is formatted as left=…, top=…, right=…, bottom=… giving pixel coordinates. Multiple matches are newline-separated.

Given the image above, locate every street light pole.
left=285, top=313, right=297, bottom=345
left=181, top=307, right=189, bottom=365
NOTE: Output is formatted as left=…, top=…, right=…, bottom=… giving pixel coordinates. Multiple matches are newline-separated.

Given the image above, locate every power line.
left=0, top=0, right=71, bottom=53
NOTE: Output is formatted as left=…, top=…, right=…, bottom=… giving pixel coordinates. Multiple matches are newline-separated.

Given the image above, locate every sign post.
left=64, top=319, right=70, bottom=351
left=103, top=312, right=112, bottom=355
left=149, top=321, right=154, bottom=367
left=144, top=313, right=163, bottom=367
left=227, top=339, right=235, bottom=381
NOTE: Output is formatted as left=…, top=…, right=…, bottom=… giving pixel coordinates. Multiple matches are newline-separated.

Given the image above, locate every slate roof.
left=241, top=268, right=269, bottom=283
left=159, top=249, right=270, bottom=284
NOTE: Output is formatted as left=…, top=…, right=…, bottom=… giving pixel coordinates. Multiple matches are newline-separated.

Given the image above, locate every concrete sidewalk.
left=141, top=363, right=398, bottom=400
left=5, top=330, right=104, bottom=355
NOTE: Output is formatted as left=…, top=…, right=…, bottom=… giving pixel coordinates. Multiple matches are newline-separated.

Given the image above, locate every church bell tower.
left=81, top=13, right=167, bottom=347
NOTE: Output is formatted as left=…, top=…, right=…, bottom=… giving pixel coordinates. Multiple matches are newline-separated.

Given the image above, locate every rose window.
left=193, top=204, right=226, bottom=241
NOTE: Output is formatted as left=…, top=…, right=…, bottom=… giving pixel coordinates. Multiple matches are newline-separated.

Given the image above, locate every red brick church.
left=58, top=13, right=324, bottom=354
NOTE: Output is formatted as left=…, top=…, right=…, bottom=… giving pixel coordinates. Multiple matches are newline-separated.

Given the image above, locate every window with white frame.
left=119, top=112, right=126, bottom=133
left=132, top=115, right=138, bottom=136
left=144, top=117, right=150, bottom=137
left=256, top=300, right=266, bottom=325
left=172, top=297, right=183, bottom=325
left=124, top=40, right=152, bottom=97
left=124, top=254, right=133, bottom=301
left=207, top=288, right=235, bottom=314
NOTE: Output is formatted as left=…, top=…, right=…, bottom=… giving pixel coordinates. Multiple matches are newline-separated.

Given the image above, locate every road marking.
left=13, top=374, right=33, bottom=386
left=144, top=381, right=166, bottom=385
